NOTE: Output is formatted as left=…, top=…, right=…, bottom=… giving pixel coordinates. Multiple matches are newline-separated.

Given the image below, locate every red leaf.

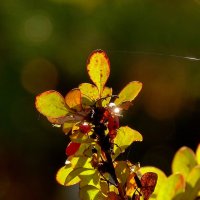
left=140, top=172, right=158, bottom=200
left=65, top=142, right=81, bottom=156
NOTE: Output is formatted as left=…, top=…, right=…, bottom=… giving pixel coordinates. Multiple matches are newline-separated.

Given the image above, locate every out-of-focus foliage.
left=140, top=144, right=200, bottom=200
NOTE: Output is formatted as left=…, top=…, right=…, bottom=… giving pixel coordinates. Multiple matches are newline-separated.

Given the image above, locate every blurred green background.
left=0, top=0, right=200, bottom=199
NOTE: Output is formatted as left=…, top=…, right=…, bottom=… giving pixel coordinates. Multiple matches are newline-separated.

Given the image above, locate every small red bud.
left=79, top=122, right=91, bottom=134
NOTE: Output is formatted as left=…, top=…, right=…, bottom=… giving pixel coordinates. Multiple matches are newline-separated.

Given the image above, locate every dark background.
left=0, top=0, right=200, bottom=199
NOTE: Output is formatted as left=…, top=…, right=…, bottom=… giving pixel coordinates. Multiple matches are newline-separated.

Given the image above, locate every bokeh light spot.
left=21, top=58, right=58, bottom=94
left=24, top=13, right=53, bottom=43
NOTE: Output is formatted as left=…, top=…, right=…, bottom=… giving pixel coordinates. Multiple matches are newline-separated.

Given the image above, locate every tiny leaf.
left=156, top=173, right=185, bottom=200
left=87, top=50, right=110, bottom=95
left=172, top=146, right=197, bottom=178
left=113, top=126, right=143, bottom=159
left=114, top=81, right=142, bottom=106
left=35, top=90, right=69, bottom=118
left=65, top=88, right=82, bottom=111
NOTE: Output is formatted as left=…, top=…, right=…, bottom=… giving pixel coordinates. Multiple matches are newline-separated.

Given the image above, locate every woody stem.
left=104, top=151, right=125, bottom=200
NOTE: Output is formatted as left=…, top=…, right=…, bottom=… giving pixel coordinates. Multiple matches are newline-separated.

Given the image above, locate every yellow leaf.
left=126, top=172, right=138, bottom=198
left=87, top=50, right=110, bottom=96
left=113, top=126, right=143, bottom=160
left=196, top=143, right=200, bottom=165
left=65, top=88, right=82, bottom=111
left=156, top=173, right=185, bottom=200
left=62, top=122, right=75, bottom=135
left=79, top=83, right=99, bottom=107
left=65, top=168, right=94, bottom=186
left=102, top=87, right=112, bottom=106
left=69, top=155, right=93, bottom=169
left=172, top=146, right=197, bottom=178
left=79, top=170, right=100, bottom=189
left=56, top=165, right=80, bottom=186
left=35, top=90, right=69, bottom=118
left=184, top=165, right=200, bottom=199
left=114, top=81, right=142, bottom=106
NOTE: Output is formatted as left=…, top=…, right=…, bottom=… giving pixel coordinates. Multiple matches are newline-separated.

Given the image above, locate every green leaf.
left=56, top=164, right=80, bottom=186
left=196, top=144, right=200, bottom=165
left=184, top=165, right=200, bottom=199
left=139, top=166, right=167, bottom=199
left=156, top=173, right=185, bottom=200
left=114, top=81, right=142, bottom=106
left=65, top=88, right=82, bottom=111
left=113, top=126, right=143, bottom=159
left=35, top=90, right=69, bottom=118
left=80, top=185, right=106, bottom=200
left=172, top=146, right=197, bottom=178
left=87, top=50, right=110, bottom=96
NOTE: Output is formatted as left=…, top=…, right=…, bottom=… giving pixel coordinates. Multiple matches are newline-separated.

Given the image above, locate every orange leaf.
left=87, top=50, right=110, bottom=96
left=65, top=88, right=82, bottom=111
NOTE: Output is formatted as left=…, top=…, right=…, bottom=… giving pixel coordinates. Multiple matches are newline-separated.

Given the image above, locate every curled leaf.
left=87, top=50, right=110, bottom=96
left=114, top=81, right=142, bottom=106
left=35, top=90, right=69, bottom=118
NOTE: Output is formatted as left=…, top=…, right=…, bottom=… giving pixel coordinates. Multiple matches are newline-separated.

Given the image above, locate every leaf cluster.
left=35, top=50, right=157, bottom=200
